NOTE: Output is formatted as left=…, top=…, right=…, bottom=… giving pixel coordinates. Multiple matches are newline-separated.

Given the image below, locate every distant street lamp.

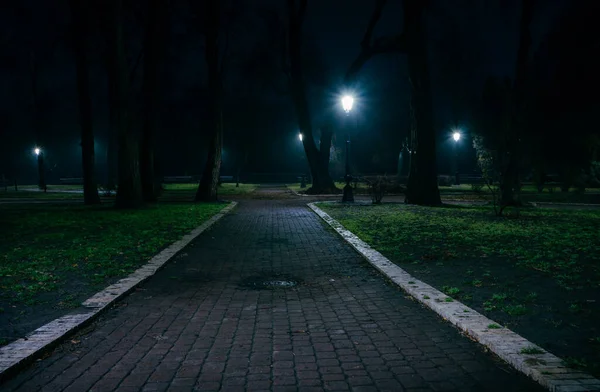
left=452, top=130, right=461, bottom=185
left=341, top=95, right=355, bottom=202
left=34, top=146, right=46, bottom=191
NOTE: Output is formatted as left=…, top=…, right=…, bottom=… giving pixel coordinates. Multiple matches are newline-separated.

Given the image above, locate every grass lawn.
left=319, top=202, right=600, bottom=376
left=287, top=182, right=600, bottom=204
left=0, top=192, right=86, bottom=200
left=162, top=183, right=257, bottom=196
left=0, top=183, right=258, bottom=201
left=0, top=202, right=228, bottom=345
left=439, top=185, right=600, bottom=204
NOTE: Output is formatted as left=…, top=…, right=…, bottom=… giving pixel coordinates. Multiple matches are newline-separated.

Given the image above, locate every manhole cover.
left=263, top=280, right=297, bottom=287
left=239, top=275, right=300, bottom=290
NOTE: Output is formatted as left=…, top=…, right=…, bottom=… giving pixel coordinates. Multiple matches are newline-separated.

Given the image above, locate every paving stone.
left=3, top=197, right=543, bottom=391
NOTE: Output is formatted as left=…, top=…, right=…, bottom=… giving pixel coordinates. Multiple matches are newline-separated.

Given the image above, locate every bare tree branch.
left=344, top=0, right=406, bottom=85
left=361, top=0, right=386, bottom=50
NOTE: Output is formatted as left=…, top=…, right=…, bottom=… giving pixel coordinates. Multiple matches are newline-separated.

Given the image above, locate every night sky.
left=0, top=0, right=573, bottom=183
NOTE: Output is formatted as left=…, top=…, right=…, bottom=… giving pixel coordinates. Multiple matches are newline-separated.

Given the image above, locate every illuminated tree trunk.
left=112, top=0, right=143, bottom=208
left=70, top=0, right=101, bottom=205
left=195, top=0, right=222, bottom=202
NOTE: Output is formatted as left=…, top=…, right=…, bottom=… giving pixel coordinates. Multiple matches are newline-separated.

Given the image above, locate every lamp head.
left=341, top=95, right=354, bottom=113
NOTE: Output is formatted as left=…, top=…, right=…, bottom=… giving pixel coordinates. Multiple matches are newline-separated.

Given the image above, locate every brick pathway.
left=2, top=189, right=541, bottom=391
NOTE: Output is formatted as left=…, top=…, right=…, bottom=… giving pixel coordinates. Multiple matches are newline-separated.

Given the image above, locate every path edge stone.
left=0, top=201, right=237, bottom=383
left=308, top=202, right=600, bottom=392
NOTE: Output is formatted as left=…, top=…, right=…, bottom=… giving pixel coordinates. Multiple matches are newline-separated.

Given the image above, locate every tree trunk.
left=37, top=153, right=46, bottom=191
left=287, top=0, right=337, bottom=194
left=140, top=0, right=166, bottom=202
left=319, top=125, right=333, bottom=174
left=105, top=53, right=118, bottom=190
left=499, top=153, right=520, bottom=213
left=101, top=9, right=118, bottom=191
left=70, top=0, right=101, bottom=205
left=195, top=115, right=222, bottom=201
left=195, top=0, right=222, bottom=202
left=403, top=0, right=441, bottom=206
left=500, top=0, right=535, bottom=208
left=344, top=0, right=439, bottom=204
left=112, top=0, right=143, bottom=208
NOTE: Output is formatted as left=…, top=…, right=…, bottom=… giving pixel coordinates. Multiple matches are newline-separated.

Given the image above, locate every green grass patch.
left=0, top=203, right=227, bottom=307
left=0, top=191, right=87, bottom=200
left=318, top=203, right=600, bottom=290
left=442, top=286, right=461, bottom=296
left=520, top=346, right=545, bottom=355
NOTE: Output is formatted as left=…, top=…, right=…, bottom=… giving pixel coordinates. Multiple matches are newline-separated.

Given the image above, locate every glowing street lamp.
left=297, top=133, right=308, bottom=188
left=341, top=95, right=355, bottom=202
left=341, top=95, right=354, bottom=114
left=33, top=146, right=46, bottom=191
left=452, top=130, right=461, bottom=185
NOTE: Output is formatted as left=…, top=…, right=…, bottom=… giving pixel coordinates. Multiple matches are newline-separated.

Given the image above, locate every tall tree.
left=529, top=0, right=600, bottom=189
left=500, top=0, right=535, bottom=207
left=195, top=0, right=223, bottom=202
left=70, top=0, right=101, bottom=205
left=345, top=0, right=441, bottom=205
left=472, top=0, right=535, bottom=214
left=140, top=0, right=168, bottom=202
left=112, top=0, right=143, bottom=208
left=286, top=0, right=337, bottom=194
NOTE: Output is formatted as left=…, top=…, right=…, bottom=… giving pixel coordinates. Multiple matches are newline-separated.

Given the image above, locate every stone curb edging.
left=0, top=201, right=237, bottom=382
left=308, top=202, right=600, bottom=392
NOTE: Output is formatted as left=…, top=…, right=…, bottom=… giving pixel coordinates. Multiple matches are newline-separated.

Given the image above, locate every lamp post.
left=298, top=133, right=307, bottom=188
left=34, top=147, right=46, bottom=192
left=341, top=95, right=354, bottom=202
left=452, top=131, right=461, bottom=185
